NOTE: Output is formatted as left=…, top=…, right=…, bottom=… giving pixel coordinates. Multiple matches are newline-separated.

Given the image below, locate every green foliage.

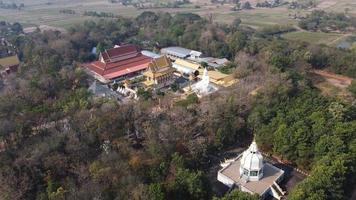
left=258, top=25, right=296, bottom=37
left=46, top=175, right=61, bottom=198
left=2, top=10, right=356, bottom=200
left=148, top=162, right=169, bottom=183
left=170, top=82, right=179, bottom=92
left=176, top=93, right=199, bottom=107
left=328, top=102, right=346, bottom=121
left=347, top=80, right=356, bottom=97
left=242, top=1, right=252, bottom=9
left=218, top=62, right=237, bottom=74
left=148, top=183, right=165, bottom=200
left=288, top=154, right=353, bottom=200
left=213, top=189, right=259, bottom=200
left=96, top=42, right=105, bottom=56
left=228, top=31, right=248, bottom=54
left=230, top=18, right=241, bottom=32
left=250, top=84, right=356, bottom=199
left=200, top=62, right=208, bottom=68
left=299, top=10, right=356, bottom=32
left=137, top=88, right=153, bottom=100
left=168, top=168, right=207, bottom=200
left=214, top=96, right=245, bottom=149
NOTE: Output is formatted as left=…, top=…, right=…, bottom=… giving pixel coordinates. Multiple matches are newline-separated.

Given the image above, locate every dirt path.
left=328, top=33, right=352, bottom=46
left=312, top=70, right=353, bottom=88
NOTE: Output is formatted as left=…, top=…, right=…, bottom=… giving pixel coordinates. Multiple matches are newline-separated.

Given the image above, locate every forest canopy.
left=0, top=10, right=355, bottom=200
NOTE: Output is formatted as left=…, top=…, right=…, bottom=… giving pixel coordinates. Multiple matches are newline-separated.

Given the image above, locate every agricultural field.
left=315, top=0, right=356, bottom=15
left=0, top=1, right=294, bottom=30
left=281, top=31, right=346, bottom=45
left=0, top=0, right=355, bottom=46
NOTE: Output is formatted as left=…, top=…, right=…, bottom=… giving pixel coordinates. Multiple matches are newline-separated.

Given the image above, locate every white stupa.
left=239, top=141, right=264, bottom=181
left=190, top=68, right=218, bottom=96
left=217, top=140, right=286, bottom=199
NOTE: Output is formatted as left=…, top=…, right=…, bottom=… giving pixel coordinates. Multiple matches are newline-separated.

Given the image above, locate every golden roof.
left=174, top=59, right=200, bottom=70
left=148, top=56, right=171, bottom=72
left=143, top=80, right=155, bottom=87
left=144, top=56, right=175, bottom=78
left=198, top=69, right=228, bottom=80
left=0, top=55, right=20, bottom=68
left=197, top=69, right=236, bottom=87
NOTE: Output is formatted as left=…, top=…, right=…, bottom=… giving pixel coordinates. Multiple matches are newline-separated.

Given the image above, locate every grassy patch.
left=281, top=31, right=345, bottom=44
left=176, top=93, right=199, bottom=107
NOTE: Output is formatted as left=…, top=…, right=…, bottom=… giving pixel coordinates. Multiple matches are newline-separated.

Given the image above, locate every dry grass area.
left=315, top=0, right=356, bottom=15
left=309, top=71, right=353, bottom=102
left=281, top=31, right=347, bottom=45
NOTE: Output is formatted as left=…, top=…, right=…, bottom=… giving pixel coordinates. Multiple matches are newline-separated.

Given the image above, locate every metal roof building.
left=141, top=50, right=162, bottom=59
left=161, top=46, right=202, bottom=59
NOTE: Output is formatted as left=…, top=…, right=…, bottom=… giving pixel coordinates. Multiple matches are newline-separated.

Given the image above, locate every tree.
left=213, top=189, right=259, bottom=200
left=200, top=61, right=208, bottom=68
left=228, top=31, right=248, bottom=54
left=168, top=168, right=208, bottom=200
left=170, top=82, right=179, bottom=92
left=148, top=183, right=165, bottom=200
left=96, top=42, right=105, bottom=57
left=314, top=135, right=345, bottom=161
left=230, top=18, right=242, bottom=32
left=347, top=80, right=356, bottom=97
left=289, top=155, right=349, bottom=200
left=242, top=1, right=252, bottom=9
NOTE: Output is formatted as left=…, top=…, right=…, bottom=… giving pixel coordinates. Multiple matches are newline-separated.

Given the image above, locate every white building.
left=189, top=68, right=218, bottom=97
left=161, top=46, right=202, bottom=60
left=217, top=141, right=286, bottom=199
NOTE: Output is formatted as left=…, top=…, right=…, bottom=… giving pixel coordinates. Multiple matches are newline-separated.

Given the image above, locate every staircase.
left=270, top=182, right=286, bottom=200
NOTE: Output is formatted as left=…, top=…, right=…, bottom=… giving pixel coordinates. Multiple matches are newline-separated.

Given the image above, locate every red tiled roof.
left=83, top=53, right=151, bottom=80
left=101, top=44, right=139, bottom=63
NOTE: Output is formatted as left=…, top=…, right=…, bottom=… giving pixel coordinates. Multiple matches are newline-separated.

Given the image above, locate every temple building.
left=172, top=58, right=201, bottom=75
left=197, top=69, right=236, bottom=87
left=143, top=55, right=175, bottom=89
left=217, top=141, right=286, bottom=200
left=82, top=44, right=151, bottom=83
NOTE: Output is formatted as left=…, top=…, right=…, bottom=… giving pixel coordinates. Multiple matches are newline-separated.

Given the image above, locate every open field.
left=214, top=7, right=297, bottom=27
left=315, top=0, right=356, bottom=15
left=281, top=31, right=346, bottom=45
left=0, top=0, right=355, bottom=45
left=0, top=1, right=301, bottom=30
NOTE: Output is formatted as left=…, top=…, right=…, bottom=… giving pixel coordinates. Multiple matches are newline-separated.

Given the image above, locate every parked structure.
left=143, top=55, right=175, bottom=89
left=217, top=141, right=286, bottom=200
left=82, top=44, right=152, bottom=83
